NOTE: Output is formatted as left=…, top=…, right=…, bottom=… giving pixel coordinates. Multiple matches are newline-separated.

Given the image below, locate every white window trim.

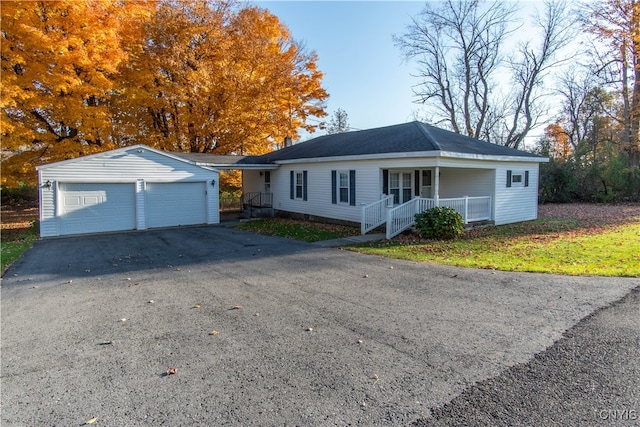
left=511, top=171, right=525, bottom=187
left=295, top=171, right=304, bottom=200
left=337, top=170, right=350, bottom=204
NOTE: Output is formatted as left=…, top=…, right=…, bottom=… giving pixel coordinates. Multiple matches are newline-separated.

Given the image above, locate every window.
left=295, top=172, right=304, bottom=199
left=331, top=170, right=356, bottom=205
left=264, top=171, right=271, bottom=193
left=290, top=170, right=307, bottom=200
left=339, top=171, right=349, bottom=203
left=507, top=170, right=529, bottom=188
left=402, top=172, right=412, bottom=202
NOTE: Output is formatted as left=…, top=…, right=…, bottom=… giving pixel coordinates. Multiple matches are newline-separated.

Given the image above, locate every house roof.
left=259, top=121, right=545, bottom=162
left=169, top=121, right=546, bottom=167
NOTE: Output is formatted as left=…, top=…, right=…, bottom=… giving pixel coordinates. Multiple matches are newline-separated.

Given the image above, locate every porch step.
left=241, top=206, right=274, bottom=219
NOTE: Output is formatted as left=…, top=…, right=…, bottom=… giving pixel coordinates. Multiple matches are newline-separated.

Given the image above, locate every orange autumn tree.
left=134, top=1, right=328, bottom=155
left=0, top=0, right=151, bottom=186
left=1, top=0, right=328, bottom=187
left=544, top=122, right=572, bottom=160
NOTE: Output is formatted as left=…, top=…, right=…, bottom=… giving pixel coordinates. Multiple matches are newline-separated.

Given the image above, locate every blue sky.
left=255, top=1, right=426, bottom=139
left=253, top=1, right=550, bottom=142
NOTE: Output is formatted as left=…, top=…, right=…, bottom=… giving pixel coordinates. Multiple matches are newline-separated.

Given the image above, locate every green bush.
left=414, top=206, right=464, bottom=240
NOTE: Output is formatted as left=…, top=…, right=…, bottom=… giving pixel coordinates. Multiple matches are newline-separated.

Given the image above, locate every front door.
left=389, top=171, right=413, bottom=204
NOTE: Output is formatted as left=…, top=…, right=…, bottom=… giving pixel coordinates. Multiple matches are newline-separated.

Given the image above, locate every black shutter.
left=414, top=170, right=420, bottom=196
left=524, top=171, right=530, bottom=187
left=290, top=171, right=294, bottom=199
left=382, top=169, right=389, bottom=195
left=303, top=170, right=308, bottom=201
left=506, top=170, right=512, bottom=188
left=331, top=170, right=337, bottom=204
left=349, top=170, right=356, bottom=206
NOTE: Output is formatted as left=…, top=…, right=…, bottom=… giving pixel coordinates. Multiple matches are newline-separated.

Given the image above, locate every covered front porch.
left=364, top=166, right=495, bottom=238
left=362, top=195, right=493, bottom=239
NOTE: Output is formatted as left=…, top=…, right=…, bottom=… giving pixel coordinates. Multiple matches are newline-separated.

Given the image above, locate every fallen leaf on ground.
left=230, top=305, right=243, bottom=310
left=209, top=330, right=219, bottom=336
left=165, top=368, right=177, bottom=376
left=84, top=417, right=98, bottom=425
left=193, top=304, right=201, bottom=309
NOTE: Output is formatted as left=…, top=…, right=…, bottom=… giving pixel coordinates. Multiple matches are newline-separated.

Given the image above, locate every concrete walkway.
left=311, top=232, right=387, bottom=247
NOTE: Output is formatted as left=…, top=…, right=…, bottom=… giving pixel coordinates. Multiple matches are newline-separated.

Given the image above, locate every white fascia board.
left=273, top=150, right=548, bottom=164
left=439, top=151, right=550, bottom=163
left=273, top=151, right=442, bottom=164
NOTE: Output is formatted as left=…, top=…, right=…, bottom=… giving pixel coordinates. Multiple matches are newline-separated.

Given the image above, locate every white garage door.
left=146, top=182, right=207, bottom=229
left=59, top=183, right=136, bottom=236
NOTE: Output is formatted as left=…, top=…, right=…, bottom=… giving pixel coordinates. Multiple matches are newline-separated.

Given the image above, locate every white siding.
left=267, top=156, right=541, bottom=226
left=136, top=179, right=146, bottom=230
left=38, top=146, right=219, bottom=237
left=38, top=170, right=58, bottom=237
left=243, top=170, right=265, bottom=194
left=494, top=163, right=540, bottom=225
left=439, top=168, right=495, bottom=198
left=272, top=160, right=382, bottom=223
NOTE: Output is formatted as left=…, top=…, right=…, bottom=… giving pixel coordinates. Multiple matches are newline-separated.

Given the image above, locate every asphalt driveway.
left=1, top=225, right=638, bottom=426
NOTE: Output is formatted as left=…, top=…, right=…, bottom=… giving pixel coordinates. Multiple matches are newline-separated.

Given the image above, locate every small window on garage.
left=507, top=170, right=529, bottom=188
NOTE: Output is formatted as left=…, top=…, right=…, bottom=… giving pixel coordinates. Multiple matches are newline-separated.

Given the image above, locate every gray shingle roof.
left=261, top=121, right=544, bottom=161
left=171, top=121, right=545, bottom=166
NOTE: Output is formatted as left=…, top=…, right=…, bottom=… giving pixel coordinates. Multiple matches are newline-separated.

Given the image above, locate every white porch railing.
left=360, top=195, right=394, bottom=234
left=385, top=198, right=419, bottom=239
left=385, top=196, right=492, bottom=239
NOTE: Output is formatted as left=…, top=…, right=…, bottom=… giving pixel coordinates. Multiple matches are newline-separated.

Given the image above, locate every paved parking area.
left=1, top=225, right=638, bottom=426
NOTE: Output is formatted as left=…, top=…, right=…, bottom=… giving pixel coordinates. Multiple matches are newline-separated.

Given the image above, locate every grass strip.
left=350, top=221, right=640, bottom=277
left=236, top=218, right=358, bottom=243
left=1, top=223, right=39, bottom=273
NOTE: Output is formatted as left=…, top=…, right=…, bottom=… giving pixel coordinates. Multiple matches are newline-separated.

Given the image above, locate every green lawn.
left=239, top=216, right=639, bottom=277
left=350, top=220, right=640, bottom=277
left=236, top=218, right=359, bottom=243
left=1, top=222, right=38, bottom=273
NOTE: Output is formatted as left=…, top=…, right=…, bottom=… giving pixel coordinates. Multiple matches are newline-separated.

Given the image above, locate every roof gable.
left=35, top=144, right=214, bottom=170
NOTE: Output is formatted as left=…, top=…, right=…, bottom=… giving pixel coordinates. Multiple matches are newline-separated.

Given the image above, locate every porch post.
left=463, top=195, right=469, bottom=224
left=385, top=205, right=393, bottom=239
left=434, top=166, right=440, bottom=206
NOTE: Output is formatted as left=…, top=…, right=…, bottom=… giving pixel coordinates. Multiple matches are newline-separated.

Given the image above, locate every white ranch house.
left=179, top=121, right=548, bottom=238
left=37, top=121, right=548, bottom=238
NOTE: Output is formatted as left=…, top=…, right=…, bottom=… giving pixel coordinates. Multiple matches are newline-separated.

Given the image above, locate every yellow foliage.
left=1, top=0, right=328, bottom=187
left=219, top=170, right=243, bottom=191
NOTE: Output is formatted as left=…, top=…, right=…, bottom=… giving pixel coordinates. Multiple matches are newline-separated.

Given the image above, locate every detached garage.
left=37, top=145, right=219, bottom=238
